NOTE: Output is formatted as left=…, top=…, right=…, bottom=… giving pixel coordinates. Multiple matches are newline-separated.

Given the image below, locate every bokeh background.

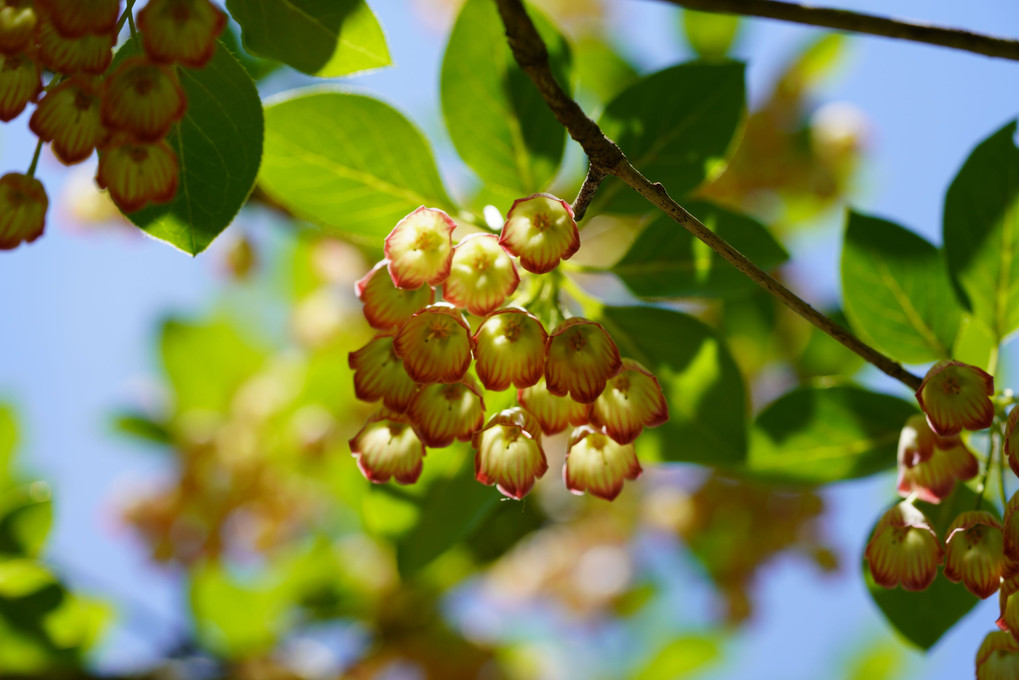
left=2, top=1, right=1019, bottom=677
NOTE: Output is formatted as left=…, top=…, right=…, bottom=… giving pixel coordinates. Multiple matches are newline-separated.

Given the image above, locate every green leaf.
left=440, top=0, right=570, bottom=194
left=0, top=560, right=54, bottom=599
left=842, top=211, right=961, bottom=364
left=944, top=120, right=1019, bottom=342
left=111, top=412, right=172, bottom=446
left=226, top=0, right=389, bottom=77
left=612, top=201, right=787, bottom=299
left=746, top=385, right=916, bottom=483
left=160, top=318, right=267, bottom=413
left=0, top=483, right=52, bottom=557
left=120, top=41, right=264, bottom=255
left=953, top=313, right=998, bottom=371
left=596, top=61, right=745, bottom=213
left=190, top=562, right=290, bottom=656
left=0, top=405, right=15, bottom=490
left=632, top=635, right=721, bottom=680
left=865, top=486, right=988, bottom=649
left=260, top=92, right=455, bottom=239
left=682, top=10, right=741, bottom=60
left=573, top=36, right=639, bottom=105
left=396, top=450, right=499, bottom=576
left=596, top=306, right=747, bottom=465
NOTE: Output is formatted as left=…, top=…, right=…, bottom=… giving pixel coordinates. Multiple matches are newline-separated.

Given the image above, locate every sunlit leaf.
left=682, top=10, right=741, bottom=60
left=0, top=483, right=52, bottom=558
left=842, top=211, right=961, bottom=364
left=746, top=385, right=916, bottom=483
left=260, top=92, right=455, bottom=240
left=632, top=635, right=721, bottom=680
left=573, top=36, right=639, bottom=105
left=190, top=562, right=290, bottom=657
left=226, top=0, right=390, bottom=77
left=441, top=0, right=570, bottom=194
left=0, top=559, right=54, bottom=598
left=0, top=405, right=15, bottom=490
left=111, top=412, right=172, bottom=446
left=944, top=120, right=1019, bottom=343
left=597, top=306, right=747, bottom=464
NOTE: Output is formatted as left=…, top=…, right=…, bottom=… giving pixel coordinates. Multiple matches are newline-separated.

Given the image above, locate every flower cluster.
left=0, top=0, right=225, bottom=250
left=348, top=196, right=669, bottom=501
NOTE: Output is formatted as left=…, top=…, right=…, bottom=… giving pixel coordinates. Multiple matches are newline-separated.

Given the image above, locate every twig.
left=661, top=0, right=1019, bottom=62
left=571, top=165, right=607, bottom=220
left=493, top=0, right=923, bottom=391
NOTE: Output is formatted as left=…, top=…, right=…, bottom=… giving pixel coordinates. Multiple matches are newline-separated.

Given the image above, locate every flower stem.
left=26, top=138, right=44, bottom=178
left=976, top=432, right=997, bottom=509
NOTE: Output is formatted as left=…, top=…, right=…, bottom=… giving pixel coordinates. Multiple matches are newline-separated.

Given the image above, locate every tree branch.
left=493, top=0, right=923, bottom=391
left=662, top=0, right=1019, bottom=62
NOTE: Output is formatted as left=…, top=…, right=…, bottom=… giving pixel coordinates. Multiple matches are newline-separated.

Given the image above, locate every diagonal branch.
left=493, top=0, right=923, bottom=391
left=661, top=0, right=1019, bottom=62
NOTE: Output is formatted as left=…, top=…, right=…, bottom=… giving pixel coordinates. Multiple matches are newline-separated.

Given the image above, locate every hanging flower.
left=943, top=510, right=1005, bottom=599
left=915, top=360, right=994, bottom=436
left=406, top=377, right=485, bottom=448
left=473, top=308, right=547, bottom=391
left=499, top=193, right=579, bottom=274
left=384, top=206, right=456, bottom=289
left=472, top=407, right=547, bottom=499
left=564, top=425, right=642, bottom=501
left=137, top=0, right=227, bottom=69
left=392, top=304, right=474, bottom=384
left=349, top=411, right=426, bottom=485
left=355, top=259, right=433, bottom=331
left=545, top=318, right=622, bottom=403
left=864, top=501, right=943, bottom=591
left=587, top=358, right=668, bottom=444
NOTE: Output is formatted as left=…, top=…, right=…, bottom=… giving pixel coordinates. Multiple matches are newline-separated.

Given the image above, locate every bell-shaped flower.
left=472, top=407, right=548, bottom=499
left=0, top=50, right=39, bottom=121
left=0, top=173, right=47, bottom=250
left=348, top=334, right=418, bottom=413
left=545, top=317, right=622, bottom=403
left=406, top=376, right=485, bottom=448
left=977, top=631, right=1019, bottom=680
left=1005, top=492, right=1019, bottom=564
left=29, top=74, right=107, bottom=164
left=473, top=308, right=547, bottom=391
left=588, top=358, right=668, bottom=444
left=137, top=0, right=227, bottom=69
left=517, top=377, right=588, bottom=435
left=895, top=414, right=978, bottom=504
left=355, top=259, right=433, bottom=331
left=1005, top=409, right=1019, bottom=479
left=101, top=57, right=187, bottom=141
left=384, top=206, right=456, bottom=289
left=564, top=425, right=642, bottom=501
left=392, top=304, right=473, bottom=384
left=96, top=137, right=179, bottom=213
left=349, top=410, right=425, bottom=485
left=864, top=501, right=943, bottom=591
left=36, top=14, right=114, bottom=74
left=36, top=0, right=119, bottom=37
left=442, top=233, right=519, bottom=316
left=943, top=510, right=1004, bottom=599
left=0, top=2, right=38, bottom=54
left=915, top=360, right=994, bottom=436
left=1000, top=573, right=1019, bottom=635
left=499, top=193, right=579, bottom=274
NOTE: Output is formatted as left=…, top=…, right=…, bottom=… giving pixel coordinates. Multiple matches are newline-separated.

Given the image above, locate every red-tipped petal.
left=915, top=360, right=994, bottom=435
left=588, top=358, right=668, bottom=444
left=443, top=233, right=519, bottom=316
left=472, top=407, right=547, bottom=499
left=348, top=335, right=419, bottom=412
left=384, top=206, right=456, bottom=289
left=564, top=425, right=642, bottom=501
left=545, top=318, right=622, bottom=403
left=0, top=173, right=47, bottom=250
left=392, top=304, right=473, bottom=384
left=517, top=377, right=588, bottom=435
left=349, top=412, right=425, bottom=485
left=473, top=308, right=547, bottom=392
left=406, top=377, right=485, bottom=448
left=500, top=193, right=579, bottom=274
left=355, top=259, right=434, bottom=331
left=137, top=0, right=227, bottom=69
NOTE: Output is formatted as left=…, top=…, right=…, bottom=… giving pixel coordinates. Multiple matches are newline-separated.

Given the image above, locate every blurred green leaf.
left=597, top=306, right=747, bottom=464
left=944, top=120, right=1019, bottom=343
left=112, top=412, right=172, bottom=446
left=43, top=594, right=112, bottom=652
left=632, top=635, right=721, bottom=680
left=865, top=486, right=989, bottom=649
left=117, top=40, right=264, bottom=255
left=613, top=201, right=787, bottom=299
left=260, top=92, right=455, bottom=239
left=746, top=386, right=916, bottom=483
left=952, top=313, right=998, bottom=371
left=0, top=560, right=54, bottom=598
left=190, top=562, right=290, bottom=657
left=441, top=0, right=570, bottom=194
left=844, top=639, right=906, bottom=680
left=682, top=10, right=741, bottom=60
left=597, top=61, right=745, bottom=213
left=573, top=36, right=639, bottom=105
left=842, top=211, right=960, bottom=364
left=226, top=0, right=389, bottom=77
left=797, top=308, right=865, bottom=379
left=0, top=483, right=52, bottom=558
left=0, top=405, right=15, bottom=490
left=160, top=317, right=268, bottom=413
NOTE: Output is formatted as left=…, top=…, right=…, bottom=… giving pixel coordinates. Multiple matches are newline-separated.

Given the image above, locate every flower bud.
left=895, top=415, right=978, bottom=504
left=355, top=259, right=433, bottom=331
left=0, top=50, right=39, bottom=121
left=101, top=57, right=187, bottom=142
left=564, top=425, right=642, bottom=501
left=517, top=377, right=588, bottom=435
left=0, top=173, right=47, bottom=250
left=349, top=411, right=425, bottom=485
left=29, top=74, right=107, bottom=164
left=977, top=631, right=1019, bottom=680
left=1005, top=492, right=1019, bottom=564
left=137, top=0, right=227, bottom=69
left=36, top=13, right=114, bottom=74
left=588, top=358, right=668, bottom=444
left=472, top=407, right=548, bottom=499
left=392, top=304, right=473, bottom=384
left=36, top=0, right=119, bottom=38
left=943, top=510, right=1004, bottom=599
left=384, top=206, right=456, bottom=289
left=915, top=360, right=994, bottom=436
left=545, top=318, right=622, bottom=403
left=0, top=1, right=38, bottom=55
left=348, top=334, right=418, bottom=413
left=499, top=193, right=579, bottom=274
left=406, top=376, right=485, bottom=448
left=96, top=137, right=179, bottom=213
left=442, top=233, right=519, bottom=316
left=473, top=308, right=547, bottom=391
left=864, top=502, right=943, bottom=591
